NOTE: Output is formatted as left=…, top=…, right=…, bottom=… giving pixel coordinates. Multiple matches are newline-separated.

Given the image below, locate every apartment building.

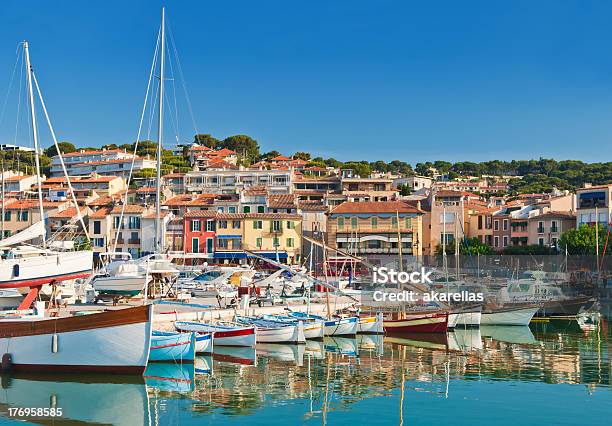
left=327, top=201, right=423, bottom=260
left=44, top=174, right=126, bottom=197
left=185, top=169, right=292, bottom=195
left=183, top=210, right=217, bottom=257
left=1, top=200, right=67, bottom=239
left=392, top=175, right=433, bottom=192
left=1, top=174, right=38, bottom=195
left=90, top=205, right=151, bottom=258
left=50, top=149, right=137, bottom=176
left=576, top=184, right=611, bottom=228
left=341, top=177, right=396, bottom=202
left=528, top=211, right=576, bottom=249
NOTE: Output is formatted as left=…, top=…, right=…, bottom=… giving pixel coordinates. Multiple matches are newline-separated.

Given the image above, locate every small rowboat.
left=261, top=314, right=325, bottom=339
left=175, top=321, right=256, bottom=347
left=384, top=312, right=448, bottom=334
left=193, top=332, right=213, bottom=353
left=288, top=312, right=358, bottom=336
left=149, top=331, right=195, bottom=362
left=236, top=317, right=306, bottom=344
left=357, top=313, right=384, bottom=334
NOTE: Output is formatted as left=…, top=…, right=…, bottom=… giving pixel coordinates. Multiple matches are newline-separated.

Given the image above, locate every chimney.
left=417, top=200, right=421, bottom=210
left=584, top=183, right=592, bottom=188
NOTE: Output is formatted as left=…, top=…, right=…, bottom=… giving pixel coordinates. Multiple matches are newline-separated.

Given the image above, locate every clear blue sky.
left=1, top=0, right=612, bottom=163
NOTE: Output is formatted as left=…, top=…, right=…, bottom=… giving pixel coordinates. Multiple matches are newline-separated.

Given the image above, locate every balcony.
left=128, top=239, right=141, bottom=245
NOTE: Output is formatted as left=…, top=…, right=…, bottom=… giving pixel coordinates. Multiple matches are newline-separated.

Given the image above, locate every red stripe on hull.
left=384, top=314, right=448, bottom=334
left=0, top=271, right=91, bottom=289
left=9, top=364, right=146, bottom=375
left=211, top=327, right=255, bottom=339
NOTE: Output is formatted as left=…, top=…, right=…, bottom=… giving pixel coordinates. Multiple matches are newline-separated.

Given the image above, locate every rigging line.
left=113, top=25, right=161, bottom=253
left=0, top=47, right=22, bottom=128
left=166, top=43, right=181, bottom=145
left=163, top=82, right=181, bottom=148
left=146, top=77, right=159, bottom=141
left=32, top=71, right=89, bottom=243
left=13, top=50, right=25, bottom=148
left=167, top=21, right=198, bottom=136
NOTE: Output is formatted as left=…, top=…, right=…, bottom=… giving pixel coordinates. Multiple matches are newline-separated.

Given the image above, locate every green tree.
left=193, top=134, right=220, bottom=148
left=44, top=141, right=77, bottom=158
left=343, top=161, right=371, bottom=178
left=222, top=135, right=260, bottom=162
left=559, top=224, right=609, bottom=255
left=397, top=183, right=412, bottom=196
left=293, top=152, right=311, bottom=161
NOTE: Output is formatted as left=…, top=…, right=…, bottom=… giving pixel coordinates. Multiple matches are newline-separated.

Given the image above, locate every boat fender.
left=51, top=334, right=59, bottom=353
left=1, top=353, right=12, bottom=372
left=12, top=264, right=19, bottom=278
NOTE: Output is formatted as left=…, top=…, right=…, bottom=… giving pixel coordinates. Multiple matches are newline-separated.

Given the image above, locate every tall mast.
left=23, top=41, right=46, bottom=248
left=155, top=7, right=166, bottom=252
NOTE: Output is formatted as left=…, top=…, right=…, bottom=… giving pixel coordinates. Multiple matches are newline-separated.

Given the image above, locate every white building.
left=576, top=184, right=611, bottom=228
left=185, top=169, right=292, bottom=195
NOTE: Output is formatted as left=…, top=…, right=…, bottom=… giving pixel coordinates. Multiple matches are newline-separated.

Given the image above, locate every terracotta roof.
left=267, top=194, right=296, bottom=209
left=532, top=211, right=576, bottom=220
left=90, top=207, right=112, bottom=218
left=87, top=195, right=114, bottom=207
left=190, top=145, right=213, bottom=151
left=5, top=200, right=64, bottom=210
left=435, top=189, right=480, bottom=198
left=214, top=148, right=236, bottom=156
left=71, top=157, right=150, bottom=167
left=243, top=186, right=268, bottom=196
left=3, top=175, right=34, bottom=182
left=142, top=211, right=171, bottom=219
left=49, top=207, right=88, bottom=218
left=61, top=149, right=125, bottom=157
left=297, top=201, right=328, bottom=211
left=271, top=155, right=291, bottom=161
left=290, top=159, right=308, bottom=165
left=331, top=201, right=421, bottom=215
left=136, top=186, right=157, bottom=194
left=110, top=205, right=146, bottom=214
left=183, top=210, right=218, bottom=218
left=576, top=184, right=612, bottom=191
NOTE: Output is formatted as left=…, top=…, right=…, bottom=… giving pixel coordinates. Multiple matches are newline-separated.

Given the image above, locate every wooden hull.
left=481, top=306, right=539, bottom=326
left=149, top=331, right=195, bottom=362
left=384, top=312, right=448, bottom=334
left=357, top=314, right=384, bottom=334
left=324, top=317, right=358, bottom=336
left=256, top=323, right=305, bottom=344
left=0, top=305, right=153, bottom=374
left=175, top=321, right=257, bottom=347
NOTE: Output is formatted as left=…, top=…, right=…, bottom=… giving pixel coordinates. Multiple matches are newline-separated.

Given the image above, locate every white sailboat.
left=0, top=42, right=93, bottom=309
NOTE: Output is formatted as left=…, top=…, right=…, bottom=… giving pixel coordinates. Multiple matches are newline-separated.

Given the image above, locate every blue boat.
left=149, top=331, right=196, bottom=363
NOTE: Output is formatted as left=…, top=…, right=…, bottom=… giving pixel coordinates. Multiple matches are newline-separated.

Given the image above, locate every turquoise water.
left=0, top=321, right=610, bottom=425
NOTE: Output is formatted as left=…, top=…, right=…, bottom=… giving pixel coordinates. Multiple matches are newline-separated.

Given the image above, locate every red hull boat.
left=384, top=312, right=448, bottom=334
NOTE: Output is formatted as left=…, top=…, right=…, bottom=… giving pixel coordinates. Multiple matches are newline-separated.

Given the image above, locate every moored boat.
left=149, top=331, right=195, bottom=363
left=384, top=312, right=448, bottom=334
left=236, top=316, right=306, bottom=344
left=193, top=332, right=213, bottom=353
left=448, top=305, right=482, bottom=328
left=175, top=321, right=257, bottom=347
left=0, top=304, right=153, bottom=374
left=481, top=305, right=539, bottom=326
left=288, top=311, right=358, bottom=336
left=357, top=313, right=384, bottom=334
left=261, top=314, right=325, bottom=339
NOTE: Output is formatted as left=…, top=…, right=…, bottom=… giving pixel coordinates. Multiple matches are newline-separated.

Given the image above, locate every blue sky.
left=1, top=0, right=612, bottom=163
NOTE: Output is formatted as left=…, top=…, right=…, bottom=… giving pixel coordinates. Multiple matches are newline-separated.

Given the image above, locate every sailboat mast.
left=23, top=41, right=46, bottom=248
left=155, top=8, right=166, bottom=252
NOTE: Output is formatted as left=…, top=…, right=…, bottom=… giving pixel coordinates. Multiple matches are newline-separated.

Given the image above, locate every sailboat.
left=0, top=41, right=93, bottom=310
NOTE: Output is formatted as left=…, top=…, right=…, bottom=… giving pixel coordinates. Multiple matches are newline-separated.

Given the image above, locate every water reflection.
left=0, top=321, right=610, bottom=425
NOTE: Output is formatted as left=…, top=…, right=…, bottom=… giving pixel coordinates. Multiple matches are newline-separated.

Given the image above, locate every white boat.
left=0, top=304, right=153, bottom=373
left=149, top=331, right=195, bottom=362
left=0, top=245, right=93, bottom=292
left=480, top=305, right=539, bottom=326
left=261, top=314, right=325, bottom=339
left=255, top=322, right=305, bottom=344
left=175, top=321, right=257, bottom=347
left=357, top=313, right=384, bottom=334
left=323, top=317, right=358, bottom=336
left=449, top=306, right=482, bottom=328
left=0, top=288, right=23, bottom=309
left=193, top=332, right=213, bottom=353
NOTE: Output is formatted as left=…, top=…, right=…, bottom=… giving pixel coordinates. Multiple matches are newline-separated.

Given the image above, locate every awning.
left=213, top=251, right=288, bottom=259
left=216, top=235, right=242, bottom=239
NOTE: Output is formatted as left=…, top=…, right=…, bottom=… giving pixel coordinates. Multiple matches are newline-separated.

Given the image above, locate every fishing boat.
left=384, top=311, right=448, bottom=334
left=149, top=331, right=195, bottom=363
left=236, top=316, right=306, bottom=344
left=91, top=258, right=150, bottom=298
left=288, top=311, right=359, bottom=336
left=174, top=321, right=257, bottom=347
left=261, top=314, right=325, bottom=339
left=357, top=313, right=384, bottom=334
left=448, top=305, right=482, bottom=328
left=0, top=304, right=153, bottom=374
left=480, top=305, right=539, bottom=326
left=0, top=288, right=23, bottom=309
left=193, top=332, right=213, bottom=353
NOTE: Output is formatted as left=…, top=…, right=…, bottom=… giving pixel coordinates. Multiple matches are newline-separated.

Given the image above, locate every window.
left=191, top=220, right=201, bottom=232
left=440, top=233, right=454, bottom=245
left=405, top=218, right=412, bottom=228
left=217, top=206, right=225, bottom=213
left=552, top=237, right=558, bottom=248
left=286, top=221, right=294, bottom=229
left=243, top=206, right=251, bottom=213
left=3, top=230, right=11, bottom=238
left=538, top=238, right=544, bottom=247
left=191, top=238, right=199, bottom=253
left=93, top=220, right=101, bottom=234
left=219, top=220, right=228, bottom=229
left=494, top=220, right=499, bottom=231
left=217, top=238, right=228, bottom=249
left=286, top=237, right=294, bottom=248
left=3, top=211, right=10, bottom=221
left=228, top=206, right=237, bottom=213
left=338, top=217, right=345, bottom=228
left=392, top=217, right=398, bottom=228
left=440, top=212, right=454, bottom=223
left=537, top=221, right=544, bottom=233
left=551, top=220, right=558, bottom=233
left=232, top=220, right=241, bottom=229
left=94, top=238, right=104, bottom=247
left=128, top=216, right=140, bottom=229
left=253, top=220, right=263, bottom=229
left=351, top=217, right=358, bottom=229
left=257, top=206, right=265, bottom=213
left=478, top=216, right=483, bottom=230
left=503, top=236, right=508, bottom=247
left=273, top=237, right=280, bottom=247
left=371, top=217, right=378, bottom=229
left=20, top=211, right=28, bottom=221
left=207, top=238, right=214, bottom=253
left=503, top=219, right=508, bottom=231
left=256, top=237, right=263, bottom=247
left=206, top=220, right=216, bottom=232
left=272, top=220, right=282, bottom=232
left=494, top=236, right=499, bottom=247
left=114, top=216, right=121, bottom=229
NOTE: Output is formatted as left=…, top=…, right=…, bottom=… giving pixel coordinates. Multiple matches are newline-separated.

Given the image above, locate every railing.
left=128, top=239, right=141, bottom=245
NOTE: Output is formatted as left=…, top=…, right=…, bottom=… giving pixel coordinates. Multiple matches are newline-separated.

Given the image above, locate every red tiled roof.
left=4, top=175, right=34, bottom=182
left=61, top=149, right=125, bottom=157
left=267, top=194, right=296, bottom=209
left=532, top=211, right=576, bottom=219
left=110, top=205, right=146, bottom=214
left=272, top=155, right=291, bottom=161
left=331, top=201, right=421, bottom=215
left=90, top=207, right=112, bottom=218
left=49, top=207, right=88, bottom=218
left=214, top=148, right=236, bottom=156
left=5, top=200, right=65, bottom=210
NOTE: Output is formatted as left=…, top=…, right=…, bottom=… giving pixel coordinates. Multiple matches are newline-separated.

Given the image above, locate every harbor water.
left=0, top=320, right=610, bottom=425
